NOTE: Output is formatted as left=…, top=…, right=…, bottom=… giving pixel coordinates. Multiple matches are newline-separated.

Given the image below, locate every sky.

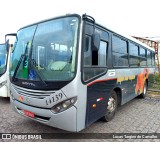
left=0, top=0, right=160, bottom=43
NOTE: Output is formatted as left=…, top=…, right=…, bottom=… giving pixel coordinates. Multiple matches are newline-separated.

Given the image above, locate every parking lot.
left=1, top=95, right=160, bottom=142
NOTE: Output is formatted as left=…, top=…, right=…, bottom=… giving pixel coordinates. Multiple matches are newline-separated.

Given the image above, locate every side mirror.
left=91, top=34, right=100, bottom=51
left=5, top=33, right=17, bottom=53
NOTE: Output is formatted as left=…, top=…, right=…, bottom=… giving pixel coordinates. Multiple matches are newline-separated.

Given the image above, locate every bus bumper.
left=0, top=85, right=8, bottom=97
left=10, top=98, right=77, bottom=132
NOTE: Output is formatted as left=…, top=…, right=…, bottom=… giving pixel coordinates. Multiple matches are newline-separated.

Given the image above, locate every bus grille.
left=12, top=84, right=55, bottom=99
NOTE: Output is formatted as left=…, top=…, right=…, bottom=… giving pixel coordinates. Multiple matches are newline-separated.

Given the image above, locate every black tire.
left=139, top=82, right=147, bottom=98
left=101, top=90, right=118, bottom=122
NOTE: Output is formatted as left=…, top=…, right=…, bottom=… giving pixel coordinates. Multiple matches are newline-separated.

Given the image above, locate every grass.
left=147, top=73, right=160, bottom=96
left=151, top=73, right=160, bottom=90
left=147, top=91, right=160, bottom=95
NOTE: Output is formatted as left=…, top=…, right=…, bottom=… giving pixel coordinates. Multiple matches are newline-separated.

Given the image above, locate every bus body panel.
left=0, top=73, right=8, bottom=97
left=0, top=44, right=12, bottom=97
left=10, top=71, right=87, bottom=132
left=61, top=78, right=87, bottom=132
left=85, top=68, right=155, bottom=126
left=10, top=96, right=77, bottom=132
left=0, top=84, right=8, bottom=97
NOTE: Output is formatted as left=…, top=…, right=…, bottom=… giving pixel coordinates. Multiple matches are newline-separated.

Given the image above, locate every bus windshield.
left=10, top=16, right=79, bottom=82
left=0, top=44, right=7, bottom=76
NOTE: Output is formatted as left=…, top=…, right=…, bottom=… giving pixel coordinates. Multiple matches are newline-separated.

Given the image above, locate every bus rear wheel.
left=101, top=90, right=117, bottom=122
left=139, top=81, right=147, bottom=98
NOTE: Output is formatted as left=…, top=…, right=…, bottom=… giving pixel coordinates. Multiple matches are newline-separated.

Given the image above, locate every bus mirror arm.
left=5, top=40, right=10, bottom=52
left=91, top=33, right=100, bottom=51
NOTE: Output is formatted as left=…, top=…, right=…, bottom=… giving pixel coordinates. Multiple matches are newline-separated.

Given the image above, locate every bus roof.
left=18, top=13, right=80, bottom=31
left=93, top=19, right=155, bottom=52
left=116, top=33, right=155, bottom=51
left=18, top=13, right=155, bottom=52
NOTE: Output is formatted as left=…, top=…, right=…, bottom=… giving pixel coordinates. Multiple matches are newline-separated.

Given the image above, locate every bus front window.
left=10, top=16, right=79, bottom=83
left=0, top=44, right=7, bottom=76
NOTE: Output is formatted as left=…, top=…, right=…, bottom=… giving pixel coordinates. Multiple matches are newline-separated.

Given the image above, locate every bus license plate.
left=24, top=110, right=35, bottom=118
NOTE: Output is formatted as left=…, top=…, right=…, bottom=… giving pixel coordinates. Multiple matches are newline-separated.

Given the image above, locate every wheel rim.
left=107, top=97, right=116, bottom=113
left=143, top=84, right=146, bottom=95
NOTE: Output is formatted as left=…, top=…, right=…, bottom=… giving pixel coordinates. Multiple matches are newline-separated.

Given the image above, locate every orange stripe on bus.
left=87, top=78, right=117, bottom=87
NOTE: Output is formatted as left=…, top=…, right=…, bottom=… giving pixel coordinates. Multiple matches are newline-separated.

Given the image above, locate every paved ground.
left=0, top=94, right=160, bottom=142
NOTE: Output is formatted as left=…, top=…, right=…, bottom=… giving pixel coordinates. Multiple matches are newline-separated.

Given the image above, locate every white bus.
left=10, top=14, right=155, bottom=132
left=0, top=34, right=16, bottom=97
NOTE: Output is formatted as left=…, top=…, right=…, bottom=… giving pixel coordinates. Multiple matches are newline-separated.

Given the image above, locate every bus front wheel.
left=101, top=90, right=118, bottom=122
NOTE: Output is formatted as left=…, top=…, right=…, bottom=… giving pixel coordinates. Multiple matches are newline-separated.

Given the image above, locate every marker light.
left=19, top=96, right=24, bottom=101
left=92, top=104, right=96, bottom=108
left=51, top=97, right=77, bottom=113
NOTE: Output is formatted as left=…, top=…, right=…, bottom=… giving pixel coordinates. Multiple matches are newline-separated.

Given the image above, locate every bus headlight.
left=0, top=80, right=7, bottom=88
left=51, top=97, right=77, bottom=113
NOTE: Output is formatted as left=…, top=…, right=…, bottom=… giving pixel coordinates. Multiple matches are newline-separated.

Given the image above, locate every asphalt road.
left=0, top=95, right=160, bottom=142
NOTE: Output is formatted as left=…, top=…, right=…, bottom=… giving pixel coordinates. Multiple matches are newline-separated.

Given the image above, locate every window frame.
left=147, top=50, right=152, bottom=67
left=112, top=35, right=129, bottom=68
left=139, top=46, right=147, bottom=67
left=82, top=23, right=109, bottom=83
left=129, top=42, right=140, bottom=67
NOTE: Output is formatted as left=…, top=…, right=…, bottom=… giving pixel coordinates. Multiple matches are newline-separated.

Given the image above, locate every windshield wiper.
left=12, top=42, right=47, bottom=86
left=12, top=42, right=29, bottom=82
left=29, top=59, right=47, bottom=86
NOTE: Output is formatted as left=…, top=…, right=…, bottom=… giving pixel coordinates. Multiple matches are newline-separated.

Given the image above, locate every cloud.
left=0, top=0, right=160, bottom=42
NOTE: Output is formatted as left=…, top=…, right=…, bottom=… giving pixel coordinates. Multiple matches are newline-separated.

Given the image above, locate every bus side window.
left=98, top=41, right=107, bottom=66
left=112, top=35, right=128, bottom=67
left=147, top=50, right=152, bottom=66
left=84, top=35, right=107, bottom=67
left=139, top=47, right=147, bottom=67
left=129, top=43, right=139, bottom=67
left=83, top=35, right=108, bottom=82
left=92, top=41, right=107, bottom=66
left=84, top=35, right=92, bottom=66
